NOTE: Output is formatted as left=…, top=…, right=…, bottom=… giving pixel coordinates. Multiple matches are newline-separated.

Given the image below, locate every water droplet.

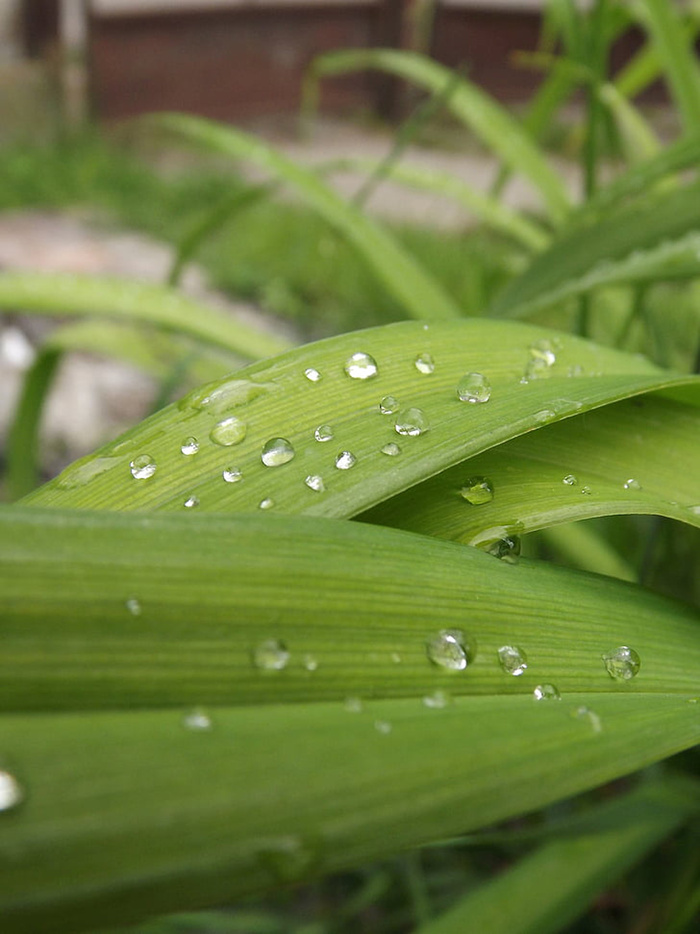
left=222, top=467, right=242, bottom=483
left=0, top=770, right=23, bottom=813
left=314, top=424, right=334, bottom=442
left=623, top=478, right=642, bottom=491
left=184, top=378, right=271, bottom=415
left=210, top=416, right=247, bottom=447
left=304, top=474, right=325, bottom=492
left=533, top=683, right=561, bottom=701
left=426, top=629, right=476, bottom=671
left=460, top=477, right=494, bottom=505
left=374, top=720, right=392, bottom=735
left=394, top=407, right=429, bottom=437
left=457, top=372, right=491, bottom=404
left=344, top=351, right=378, bottom=380
left=253, top=639, right=290, bottom=670
left=259, top=835, right=320, bottom=883
left=344, top=696, right=363, bottom=713
left=182, top=709, right=212, bottom=731
left=602, top=646, right=641, bottom=681
left=130, top=454, right=157, bottom=480
left=180, top=437, right=199, bottom=456
left=524, top=339, right=557, bottom=380
left=125, top=597, right=142, bottom=616
left=261, top=438, right=295, bottom=467
left=497, top=645, right=528, bottom=676
left=183, top=495, right=199, bottom=509
left=335, top=451, right=356, bottom=470
left=381, top=442, right=401, bottom=456
left=485, top=535, right=521, bottom=564
left=581, top=486, right=592, bottom=495
left=414, top=352, right=435, bottom=375
left=304, top=367, right=322, bottom=382
left=259, top=497, right=275, bottom=510
left=562, top=474, right=578, bottom=486
left=57, top=455, right=122, bottom=489
left=379, top=395, right=400, bottom=415
left=302, top=654, right=319, bottom=672
left=573, top=705, right=602, bottom=734
left=422, top=689, right=450, bottom=709
left=533, top=409, right=555, bottom=424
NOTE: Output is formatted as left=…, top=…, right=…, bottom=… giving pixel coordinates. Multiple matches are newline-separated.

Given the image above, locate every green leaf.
left=305, top=49, right=571, bottom=224
left=362, top=393, right=700, bottom=543
left=0, top=271, right=291, bottom=359
left=413, top=779, right=699, bottom=934
left=1, top=508, right=699, bottom=932
left=21, top=320, right=698, bottom=518
left=149, top=112, right=461, bottom=322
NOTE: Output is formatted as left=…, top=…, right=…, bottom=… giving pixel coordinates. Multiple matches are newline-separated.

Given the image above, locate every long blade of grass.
left=362, top=393, right=700, bottom=543
left=149, top=112, right=461, bottom=322
left=20, top=320, right=699, bottom=517
left=0, top=271, right=292, bottom=359
left=413, top=779, right=698, bottom=934
left=304, top=49, right=571, bottom=224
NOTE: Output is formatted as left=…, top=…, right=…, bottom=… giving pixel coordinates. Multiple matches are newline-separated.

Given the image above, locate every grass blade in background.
left=538, top=522, right=636, bottom=582
left=150, top=112, right=462, bottom=322
left=304, top=49, right=571, bottom=224
left=413, top=780, right=698, bottom=934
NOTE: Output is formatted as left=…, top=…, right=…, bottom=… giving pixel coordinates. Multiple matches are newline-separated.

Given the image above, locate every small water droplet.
left=259, top=835, right=320, bottom=883
left=533, top=683, right=561, bottom=701
left=0, top=770, right=23, bottom=813
left=259, top=497, right=275, bottom=510
left=314, top=424, right=334, bottom=442
left=374, top=720, right=392, bottom=735
left=304, top=367, right=322, bottom=382
left=573, top=705, right=602, bottom=734
left=261, top=438, right=295, bottom=467
left=562, top=474, right=578, bottom=486
left=426, top=629, right=476, bottom=671
left=460, top=477, right=494, bottom=505
left=222, top=467, right=242, bottom=483
left=414, top=352, right=435, bottom=375
left=253, top=639, right=290, bottom=670
left=485, top=535, right=521, bottom=564
left=125, top=597, right=142, bottom=616
left=533, top=409, right=555, bottom=424
left=305, top=474, right=325, bottom=492
left=422, top=689, right=450, bottom=709
left=379, top=395, right=399, bottom=415
left=183, top=495, right=199, bottom=509
left=497, top=645, right=528, bottom=676
left=623, top=478, right=642, bottom=491
left=344, top=696, right=363, bottom=713
left=130, top=454, right=157, bottom=480
left=394, top=407, right=429, bottom=437
left=581, top=486, right=592, bottom=495
left=335, top=451, right=356, bottom=470
left=381, top=442, right=401, bottom=456
left=182, top=709, right=212, bottom=731
left=180, top=437, right=199, bottom=456
left=457, top=372, right=491, bottom=404
left=210, top=416, right=247, bottom=447
left=345, top=351, right=378, bottom=380
left=524, top=339, right=557, bottom=380
left=602, top=646, right=641, bottom=681
left=302, top=653, right=319, bottom=672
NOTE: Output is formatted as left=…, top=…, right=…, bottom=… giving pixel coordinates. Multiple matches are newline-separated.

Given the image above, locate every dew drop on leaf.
left=302, top=654, right=319, bottom=672
left=0, top=770, right=23, bottom=813
left=180, top=437, right=199, bottom=456
left=460, top=477, right=494, bottom=505
left=602, top=646, right=641, bottom=681
left=182, top=709, right=212, bottom=731
left=426, top=629, right=476, bottom=671
left=344, top=351, right=378, bottom=380
left=253, top=639, right=290, bottom=671
left=381, top=442, right=401, bottom=457
left=210, top=416, right=247, bottom=447
left=335, top=451, right=357, bottom=470
left=394, top=407, right=429, bottom=437
left=457, top=372, right=491, bottom=404
left=562, top=474, right=578, bottom=486
left=533, top=683, right=561, bottom=701
left=183, top=495, right=199, bottom=509
left=125, top=597, right=142, bottom=616
left=524, top=339, right=557, bottom=380
left=304, top=367, right=322, bottom=383
left=623, top=478, right=642, bottom=491
left=314, top=425, right=334, bottom=442
left=422, top=689, right=450, bottom=709
left=379, top=395, right=400, bottom=415
left=497, top=645, right=528, bottom=676
left=304, top=474, right=325, bottom=492
left=581, top=486, right=592, bottom=495
left=414, top=352, right=435, bottom=375
left=485, top=535, right=521, bottom=563
left=222, top=467, right=242, bottom=483
left=261, top=438, right=295, bottom=467
left=573, top=705, right=602, bottom=734
left=259, top=497, right=275, bottom=510
left=130, top=454, right=157, bottom=480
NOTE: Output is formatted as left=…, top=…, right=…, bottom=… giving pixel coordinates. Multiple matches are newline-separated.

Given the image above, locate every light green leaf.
left=305, top=49, right=571, bottom=224
left=21, top=320, right=698, bottom=517
left=150, top=112, right=461, bottom=322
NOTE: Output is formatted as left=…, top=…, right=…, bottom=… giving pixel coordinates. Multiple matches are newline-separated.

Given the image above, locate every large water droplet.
left=497, top=645, right=528, bottom=676
left=394, top=407, right=429, bottom=437
left=457, top=372, right=491, bottom=404
left=460, top=477, right=494, bottom=505
left=0, top=770, right=23, bottom=813
left=210, top=416, right=247, bottom=447
left=259, top=835, right=320, bottom=883
left=259, top=497, right=275, bottom=510
left=623, top=478, right=642, bottom=491
left=314, top=424, right=334, bottom=442
left=304, top=474, right=325, bottom=492
left=57, top=456, right=122, bottom=490
left=222, top=467, right=242, bottom=483
left=345, top=351, right=378, bottom=380
left=485, top=535, right=521, bottom=563
left=381, top=442, right=401, bottom=457
left=182, top=709, right=212, bottom=731
left=414, top=352, right=435, bottom=375
left=602, top=645, right=641, bottom=681
left=422, top=689, right=450, bottom=709
left=304, top=367, right=322, bottom=383
left=426, top=629, right=476, bottom=671
left=180, top=437, right=199, bottom=456
left=379, top=395, right=399, bottom=415
left=335, top=451, right=356, bottom=470
left=562, top=474, right=578, bottom=486
left=130, top=454, right=157, bottom=480
left=573, top=705, right=602, bottom=734
left=125, top=597, right=142, bottom=616
left=253, top=639, right=290, bottom=670
left=183, top=495, right=199, bottom=509
left=261, top=438, right=295, bottom=467
left=533, top=683, right=561, bottom=701
left=184, top=378, right=271, bottom=415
